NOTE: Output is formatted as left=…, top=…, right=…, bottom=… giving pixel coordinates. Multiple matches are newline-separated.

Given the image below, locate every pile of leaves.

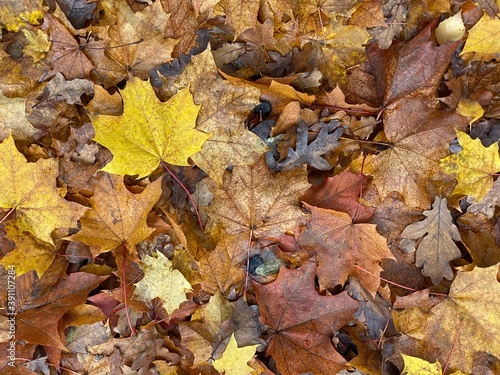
left=1, top=0, right=500, bottom=374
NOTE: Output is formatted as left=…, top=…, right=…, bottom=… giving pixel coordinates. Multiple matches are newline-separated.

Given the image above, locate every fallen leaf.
left=401, top=197, right=462, bottom=285
left=212, top=334, right=257, bottom=375
left=0, top=0, right=43, bottom=32
left=275, top=121, right=342, bottom=172
left=67, top=173, right=162, bottom=254
left=214, top=0, right=259, bottom=39
left=435, top=12, right=465, bottom=46
left=402, top=353, right=442, bottom=375
left=441, top=130, right=500, bottom=202
left=40, top=72, right=94, bottom=105
left=392, top=265, right=500, bottom=374
left=134, top=251, right=192, bottom=314
left=92, top=78, right=209, bottom=178
left=204, top=156, right=310, bottom=239
left=467, top=178, right=500, bottom=218
left=252, top=261, right=359, bottom=375
left=0, top=134, right=84, bottom=244
left=301, top=168, right=374, bottom=222
left=0, top=89, right=38, bottom=141
left=356, top=96, right=468, bottom=208
left=297, top=203, right=393, bottom=295
left=462, top=13, right=500, bottom=55
left=21, top=28, right=50, bottom=63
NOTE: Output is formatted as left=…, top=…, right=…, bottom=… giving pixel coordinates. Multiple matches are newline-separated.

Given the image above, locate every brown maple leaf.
left=356, top=96, right=469, bottom=208
left=252, top=261, right=359, bottom=375
left=297, top=203, right=394, bottom=296
left=204, top=156, right=310, bottom=239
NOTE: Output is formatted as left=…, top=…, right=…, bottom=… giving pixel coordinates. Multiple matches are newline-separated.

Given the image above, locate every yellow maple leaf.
left=0, top=221, right=55, bottom=277
left=134, top=252, right=192, bottom=314
left=68, top=173, right=162, bottom=254
left=92, top=78, right=210, bottom=178
left=440, top=130, right=500, bottom=202
left=0, top=134, right=84, bottom=244
left=212, top=334, right=258, bottom=375
left=461, top=13, right=500, bottom=55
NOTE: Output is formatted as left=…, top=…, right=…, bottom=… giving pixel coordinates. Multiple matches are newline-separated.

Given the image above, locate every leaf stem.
left=0, top=207, right=15, bottom=225
left=160, top=161, right=204, bottom=231
left=122, top=244, right=137, bottom=336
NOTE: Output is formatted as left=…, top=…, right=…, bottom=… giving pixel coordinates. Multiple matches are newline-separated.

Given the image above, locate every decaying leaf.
left=134, top=252, right=192, bottom=314
left=275, top=121, right=343, bottom=172
left=204, top=156, right=310, bottom=239
left=393, top=265, right=500, bottom=374
left=253, top=261, right=359, bottom=375
left=401, top=197, right=462, bottom=285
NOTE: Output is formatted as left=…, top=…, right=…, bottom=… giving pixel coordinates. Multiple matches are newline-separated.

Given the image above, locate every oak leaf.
left=204, top=156, right=310, bottom=239
left=67, top=173, right=162, bottom=254
left=440, top=130, right=500, bottom=202
left=0, top=134, right=84, bottom=245
left=92, top=78, right=209, bottom=178
left=212, top=334, right=257, bottom=375
left=275, top=121, right=342, bottom=172
left=392, top=265, right=500, bottom=373
left=355, top=96, right=469, bottom=208
left=134, top=252, right=192, bottom=314
left=252, top=261, right=359, bottom=375
left=400, top=197, right=461, bottom=285
left=297, top=203, right=393, bottom=295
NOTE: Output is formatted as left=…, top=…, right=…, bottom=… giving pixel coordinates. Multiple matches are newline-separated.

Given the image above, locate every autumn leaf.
left=0, top=134, right=84, bottom=245
left=400, top=197, right=462, bottom=285
left=297, top=203, right=393, bottom=295
left=440, top=130, right=500, bottom=202
left=393, top=265, right=500, bottom=374
left=0, top=0, right=43, bottom=32
left=214, top=0, right=259, bottom=39
left=92, top=78, right=209, bottom=178
left=67, top=173, right=162, bottom=254
left=13, top=267, right=107, bottom=350
left=301, top=168, right=374, bottom=222
left=171, top=49, right=268, bottom=184
left=0, top=88, right=38, bottom=141
left=461, top=13, right=500, bottom=55
left=0, top=221, right=55, bottom=277
left=204, top=156, right=310, bottom=239
left=85, top=0, right=177, bottom=86
left=133, top=252, right=192, bottom=314
left=354, top=96, right=469, bottom=208
left=401, top=354, right=442, bottom=375
left=252, top=261, right=359, bottom=375
left=212, top=334, right=258, bottom=375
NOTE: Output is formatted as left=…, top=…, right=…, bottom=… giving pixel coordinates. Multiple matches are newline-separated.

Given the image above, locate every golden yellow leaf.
left=0, top=221, right=55, bottom=277
left=134, top=251, right=192, bottom=314
left=68, top=173, right=162, bottom=253
left=0, top=134, right=84, bottom=244
left=402, top=353, right=442, bottom=375
left=21, top=28, right=50, bottom=63
left=92, top=78, right=210, bottom=178
left=462, top=14, right=500, bottom=55
left=440, top=130, right=500, bottom=201
left=0, top=0, right=43, bottom=32
left=456, top=98, right=484, bottom=124
left=215, top=0, right=259, bottom=39
left=212, top=334, right=258, bottom=375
